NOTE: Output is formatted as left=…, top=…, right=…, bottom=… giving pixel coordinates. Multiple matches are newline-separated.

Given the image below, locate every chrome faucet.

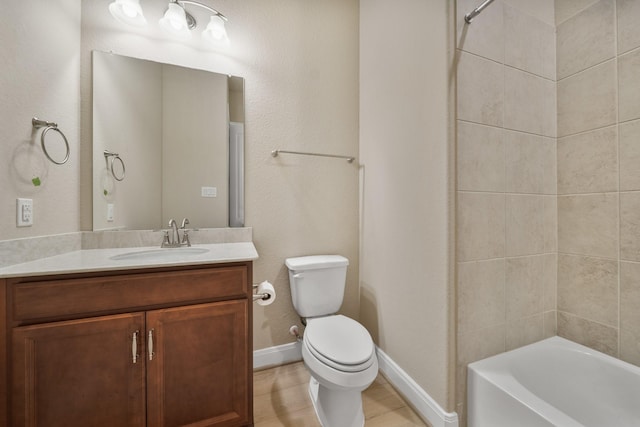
left=161, top=218, right=191, bottom=248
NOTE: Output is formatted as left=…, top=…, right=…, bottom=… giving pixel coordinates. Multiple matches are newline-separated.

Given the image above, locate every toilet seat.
left=305, top=315, right=375, bottom=373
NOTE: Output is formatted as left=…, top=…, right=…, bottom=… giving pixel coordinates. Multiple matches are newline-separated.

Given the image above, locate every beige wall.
left=556, top=0, right=640, bottom=365
left=0, top=0, right=81, bottom=240
left=360, top=0, right=454, bottom=410
left=161, top=66, right=229, bottom=228
left=1, top=0, right=359, bottom=352
left=92, top=52, right=163, bottom=230
left=455, top=0, right=556, bottom=424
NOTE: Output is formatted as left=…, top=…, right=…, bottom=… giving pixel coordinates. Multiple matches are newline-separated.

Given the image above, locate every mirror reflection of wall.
left=92, top=51, right=244, bottom=231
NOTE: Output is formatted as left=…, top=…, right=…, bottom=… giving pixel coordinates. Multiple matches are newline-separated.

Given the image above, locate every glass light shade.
left=202, top=15, right=229, bottom=45
left=108, top=0, right=147, bottom=27
left=159, top=3, right=192, bottom=39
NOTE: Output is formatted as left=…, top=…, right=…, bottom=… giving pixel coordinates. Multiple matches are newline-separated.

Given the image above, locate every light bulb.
left=108, top=0, right=146, bottom=27
left=202, top=15, right=229, bottom=45
left=122, top=4, right=138, bottom=18
left=159, top=3, right=192, bottom=39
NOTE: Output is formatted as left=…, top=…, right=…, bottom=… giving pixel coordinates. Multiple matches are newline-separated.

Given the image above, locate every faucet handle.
left=161, top=230, right=171, bottom=248
left=181, top=218, right=190, bottom=229
left=181, top=229, right=191, bottom=247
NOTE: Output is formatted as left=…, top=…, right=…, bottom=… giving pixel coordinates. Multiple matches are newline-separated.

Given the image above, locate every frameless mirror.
left=92, top=51, right=244, bottom=231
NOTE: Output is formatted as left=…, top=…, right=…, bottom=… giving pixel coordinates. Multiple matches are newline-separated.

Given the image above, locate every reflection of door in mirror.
left=92, top=51, right=244, bottom=231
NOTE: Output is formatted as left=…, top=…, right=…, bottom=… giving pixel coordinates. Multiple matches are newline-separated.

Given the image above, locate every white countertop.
left=0, top=242, right=258, bottom=279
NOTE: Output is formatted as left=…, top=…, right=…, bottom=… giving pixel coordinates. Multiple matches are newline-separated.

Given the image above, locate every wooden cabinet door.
left=12, top=313, right=146, bottom=427
left=146, top=300, right=250, bottom=427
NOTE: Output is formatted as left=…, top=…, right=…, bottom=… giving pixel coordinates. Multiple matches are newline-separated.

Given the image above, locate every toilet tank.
left=285, top=255, right=349, bottom=318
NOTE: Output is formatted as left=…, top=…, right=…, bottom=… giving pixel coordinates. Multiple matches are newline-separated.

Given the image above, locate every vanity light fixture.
left=108, top=0, right=229, bottom=45
left=159, top=2, right=192, bottom=39
left=109, top=0, right=147, bottom=27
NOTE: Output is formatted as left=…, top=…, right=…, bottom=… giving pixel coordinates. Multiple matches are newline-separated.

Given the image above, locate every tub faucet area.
left=162, top=218, right=191, bottom=248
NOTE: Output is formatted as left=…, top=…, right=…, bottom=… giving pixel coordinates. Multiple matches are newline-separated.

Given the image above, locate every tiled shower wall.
left=556, top=0, right=640, bottom=364
left=454, top=0, right=557, bottom=423
left=455, top=0, right=640, bottom=424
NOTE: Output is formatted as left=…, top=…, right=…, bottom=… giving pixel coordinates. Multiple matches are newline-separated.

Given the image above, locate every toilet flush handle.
left=293, top=273, right=303, bottom=279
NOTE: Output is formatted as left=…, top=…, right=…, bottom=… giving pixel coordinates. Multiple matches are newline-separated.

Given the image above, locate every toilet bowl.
left=285, top=255, right=379, bottom=427
left=302, top=315, right=378, bottom=427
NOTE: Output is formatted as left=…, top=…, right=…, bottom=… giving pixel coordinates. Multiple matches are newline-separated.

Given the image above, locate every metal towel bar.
left=271, top=149, right=355, bottom=163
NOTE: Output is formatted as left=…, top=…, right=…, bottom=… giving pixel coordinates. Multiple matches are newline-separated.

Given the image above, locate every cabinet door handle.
left=148, top=329, right=155, bottom=361
left=132, top=330, right=139, bottom=364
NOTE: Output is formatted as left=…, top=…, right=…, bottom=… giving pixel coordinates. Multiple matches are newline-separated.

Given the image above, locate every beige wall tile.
left=457, top=192, right=506, bottom=262
left=543, top=310, right=557, bottom=338
left=557, top=311, right=618, bottom=357
left=620, top=193, right=640, bottom=262
left=541, top=24, right=557, bottom=81
left=457, top=259, right=506, bottom=335
left=503, top=0, right=555, bottom=26
left=456, top=403, right=467, bottom=427
left=543, top=253, right=557, bottom=311
left=617, top=0, right=640, bottom=54
left=506, top=314, right=544, bottom=351
left=556, top=0, right=615, bottom=79
left=504, top=5, right=545, bottom=76
left=457, top=324, right=506, bottom=407
left=457, top=121, right=505, bottom=192
left=620, top=261, right=640, bottom=335
left=542, top=79, right=557, bottom=138
left=504, top=68, right=546, bottom=135
left=505, top=131, right=545, bottom=194
left=544, top=196, right=558, bottom=252
left=558, top=193, right=618, bottom=258
left=506, top=195, right=545, bottom=256
left=557, top=126, right=618, bottom=194
left=457, top=51, right=504, bottom=127
left=557, top=254, right=618, bottom=327
left=620, top=120, right=640, bottom=191
left=620, top=328, right=640, bottom=367
left=619, top=49, right=640, bottom=122
left=555, top=0, right=600, bottom=25
left=506, top=255, right=545, bottom=320
left=456, top=0, right=504, bottom=62
left=542, top=138, right=557, bottom=196
left=557, top=59, right=617, bottom=137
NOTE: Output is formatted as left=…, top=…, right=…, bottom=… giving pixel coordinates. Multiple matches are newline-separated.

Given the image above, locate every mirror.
left=92, top=51, right=244, bottom=231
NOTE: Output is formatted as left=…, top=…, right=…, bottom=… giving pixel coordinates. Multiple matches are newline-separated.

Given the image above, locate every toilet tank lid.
left=285, top=255, right=349, bottom=271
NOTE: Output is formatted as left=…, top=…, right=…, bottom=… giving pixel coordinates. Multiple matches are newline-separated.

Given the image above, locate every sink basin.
left=110, top=247, right=210, bottom=261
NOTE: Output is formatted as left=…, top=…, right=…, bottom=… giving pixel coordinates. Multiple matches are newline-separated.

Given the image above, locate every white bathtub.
left=467, top=336, right=640, bottom=427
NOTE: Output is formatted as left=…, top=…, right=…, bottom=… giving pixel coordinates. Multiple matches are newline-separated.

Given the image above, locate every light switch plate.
left=201, top=187, right=217, bottom=198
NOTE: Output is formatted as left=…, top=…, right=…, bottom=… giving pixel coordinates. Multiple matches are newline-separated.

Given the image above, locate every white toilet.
left=286, top=255, right=378, bottom=427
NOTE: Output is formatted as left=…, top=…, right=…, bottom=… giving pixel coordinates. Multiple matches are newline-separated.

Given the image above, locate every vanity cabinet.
left=4, top=262, right=253, bottom=427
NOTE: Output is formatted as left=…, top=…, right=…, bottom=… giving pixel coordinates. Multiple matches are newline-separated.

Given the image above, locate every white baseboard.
left=253, top=341, right=302, bottom=370
left=252, top=343, right=458, bottom=427
left=376, top=347, right=459, bottom=427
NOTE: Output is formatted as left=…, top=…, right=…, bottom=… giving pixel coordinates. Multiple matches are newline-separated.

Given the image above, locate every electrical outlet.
left=16, top=198, right=33, bottom=227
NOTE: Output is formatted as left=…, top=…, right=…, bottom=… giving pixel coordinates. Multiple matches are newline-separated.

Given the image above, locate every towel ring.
left=41, top=127, right=70, bottom=165
left=32, top=118, right=70, bottom=165
left=104, top=150, right=126, bottom=181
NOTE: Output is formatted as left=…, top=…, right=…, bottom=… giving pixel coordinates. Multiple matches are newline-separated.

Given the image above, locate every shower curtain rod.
left=464, top=0, right=495, bottom=24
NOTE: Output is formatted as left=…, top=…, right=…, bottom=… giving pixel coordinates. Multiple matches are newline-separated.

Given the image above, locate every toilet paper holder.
left=252, top=282, right=273, bottom=302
